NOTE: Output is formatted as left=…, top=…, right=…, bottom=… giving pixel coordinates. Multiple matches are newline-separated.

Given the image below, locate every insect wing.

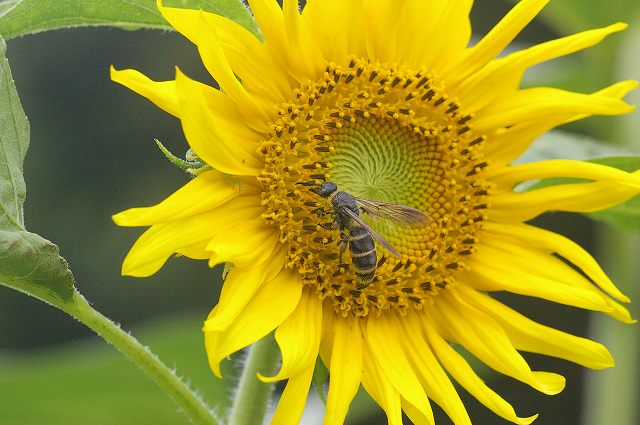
left=343, top=208, right=401, bottom=257
left=355, top=198, right=429, bottom=226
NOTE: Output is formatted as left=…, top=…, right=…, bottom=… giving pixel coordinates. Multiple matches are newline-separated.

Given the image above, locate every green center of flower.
left=258, top=59, right=490, bottom=317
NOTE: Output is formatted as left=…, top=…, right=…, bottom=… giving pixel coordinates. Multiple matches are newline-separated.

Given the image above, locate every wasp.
left=313, top=181, right=429, bottom=288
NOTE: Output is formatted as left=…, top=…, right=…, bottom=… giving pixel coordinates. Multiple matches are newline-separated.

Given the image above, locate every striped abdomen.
left=348, top=224, right=377, bottom=286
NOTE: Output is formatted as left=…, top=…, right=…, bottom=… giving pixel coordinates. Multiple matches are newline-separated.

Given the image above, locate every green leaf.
left=0, top=230, right=75, bottom=302
left=0, top=35, right=75, bottom=302
left=0, top=35, right=28, bottom=232
left=312, top=356, right=328, bottom=404
left=0, top=0, right=259, bottom=40
left=526, top=157, right=640, bottom=232
left=0, top=0, right=19, bottom=16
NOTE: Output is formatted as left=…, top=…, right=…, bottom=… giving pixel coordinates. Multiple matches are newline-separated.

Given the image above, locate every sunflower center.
left=258, top=59, right=490, bottom=317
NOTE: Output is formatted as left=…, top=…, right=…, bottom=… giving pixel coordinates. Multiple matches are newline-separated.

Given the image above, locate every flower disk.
left=112, top=0, right=640, bottom=424
left=259, top=59, right=488, bottom=316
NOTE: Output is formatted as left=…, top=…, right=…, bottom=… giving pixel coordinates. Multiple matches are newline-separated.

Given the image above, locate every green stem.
left=229, top=334, right=280, bottom=425
left=583, top=226, right=640, bottom=425
left=59, top=290, right=220, bottom=425
left=581, top=15, right=640, bottom=424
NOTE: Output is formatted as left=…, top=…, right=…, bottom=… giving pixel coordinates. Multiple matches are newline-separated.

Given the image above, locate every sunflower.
left=111, top=0, right=639, bottom=423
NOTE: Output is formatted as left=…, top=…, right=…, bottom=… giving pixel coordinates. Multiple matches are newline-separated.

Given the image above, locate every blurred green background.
left=1, top=0, right=639, bottom=424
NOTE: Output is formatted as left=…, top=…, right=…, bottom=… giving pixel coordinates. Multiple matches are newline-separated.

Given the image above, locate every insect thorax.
left=332, top=191, right=359, bottom=214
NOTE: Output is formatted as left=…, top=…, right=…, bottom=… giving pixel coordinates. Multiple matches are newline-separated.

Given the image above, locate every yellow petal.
left=484, top=222, right=630, bottom=302
left=282, top=0, right=324, bottom=78
left=156, top=1, right=290, bottom=108
left=486, top=159, right=640, bottom=190
left=429, top=292, right=566, bottom=395
left=484, top=117, right=575, bottom=166
left=456, top=23, right=628, bottom=112
left=176, top=242, right=212, bottom=260
left=121, top=197, right=262, bottom=277
left=402, top=0, right=472, bottom=70
left=260, top=288, right=323, bottom=382
left=110, top=66, right=179, bottom=117
left=589, top=77, right=640, bottom=102
left=204, top=268, right=303, bottom=377
left=473, top=232, right=633, bottom=322
left=485, top=80, right=638, bottom=165
left=466, top=246, right=615, bottom=314
left=489, top=169, right=640, bottom=222
left=248, top=0, right=319, bottom=83
left=401, top=398, right=435, bottom=425
left=204, top=249, right=285, bottom=332
left=424, top=319, right=538, bottom=425
left=402, top=311, right=471, bottom=425
left=206, top=222, right=279, bottom=268
left=174, top=69, right=263, bottom=175
left=323, top=316, right=363, bottom=425
left=159, top=1, right=271, bottom=123
left=362, top=0, right=406, bottom=63
left=318, top=303, right=336, bottom=364
left=113, top=170, right=242, bottom=227
left=365, top=315, right=434, bottom=424
left=458, top=286, right=615, bottom=369
left=246, top=0, right=286, bottom=56
left=302, top=0, right=366, bottom=65
left=361, top=349, right=403, bottom=425
left=475, top=81, right=636, bottom=132
left=443, top=0, right=549, bottom=82
left=270, top=365, right=315, bottom=425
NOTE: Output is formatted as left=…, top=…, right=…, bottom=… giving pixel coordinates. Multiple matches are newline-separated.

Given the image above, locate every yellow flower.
left=112, top=0, right=639, bottom=424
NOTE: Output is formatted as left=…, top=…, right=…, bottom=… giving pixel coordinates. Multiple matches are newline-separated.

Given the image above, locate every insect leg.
left=338, top=230, right=349, bottom=264
left=320, top=220, right=339, bottom=230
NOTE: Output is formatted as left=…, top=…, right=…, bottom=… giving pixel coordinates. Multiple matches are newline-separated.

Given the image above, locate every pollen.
left=258, top=58, right=490, bottom=317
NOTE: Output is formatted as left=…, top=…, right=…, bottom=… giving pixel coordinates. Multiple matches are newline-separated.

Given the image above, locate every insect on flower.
left=312, top=181, right=429, bottom=289
left=112, top=0, right=640, bottom=423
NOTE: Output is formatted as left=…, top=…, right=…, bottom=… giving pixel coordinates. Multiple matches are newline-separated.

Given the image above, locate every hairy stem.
left=229, top=334, right=280, bottom=425
left=60, top=291, right=220, bottom=425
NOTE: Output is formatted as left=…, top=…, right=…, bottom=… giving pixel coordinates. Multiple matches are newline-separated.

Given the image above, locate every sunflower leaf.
left=0, top=0, right=19, bottom=16
left=0, top=230, right=75, bottom=302
left=526, top=156, right=640, bottom=232
left=0, top=35, right=75, bottom=303
left=0, top=0, right=259, bottom=40
left=0, top=35, right=27, bottom=232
